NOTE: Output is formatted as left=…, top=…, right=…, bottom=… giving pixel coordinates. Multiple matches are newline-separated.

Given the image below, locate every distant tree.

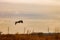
left=55, top=27, right=60, bottom=33
left=0, top=32, right=2, bottom=35
left=15, top=32, right=19, bottom=35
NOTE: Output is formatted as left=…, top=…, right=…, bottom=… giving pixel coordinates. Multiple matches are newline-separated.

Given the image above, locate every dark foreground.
left=0, top=33, right=60, bottom=40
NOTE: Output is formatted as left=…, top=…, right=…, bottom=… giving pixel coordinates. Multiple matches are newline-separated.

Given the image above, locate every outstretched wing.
left=20, top=20, right=23, bottom=23
left=15, top=22, right=17, bottom=25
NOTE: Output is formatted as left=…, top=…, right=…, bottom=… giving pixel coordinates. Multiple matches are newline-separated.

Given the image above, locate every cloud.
left=0, top=12, right=60, bottom=20
left=0, top=0, right=54, bottom=3
left=0, top=2, right=60, bottom=14
left=0, top=0, right=60, bottom=5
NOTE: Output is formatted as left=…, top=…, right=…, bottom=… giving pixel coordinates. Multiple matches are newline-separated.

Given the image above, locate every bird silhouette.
left=15, top=20, right=23, bottom=25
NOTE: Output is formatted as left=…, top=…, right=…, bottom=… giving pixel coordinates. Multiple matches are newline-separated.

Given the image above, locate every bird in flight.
left=15, top=20, right=23, bottom=25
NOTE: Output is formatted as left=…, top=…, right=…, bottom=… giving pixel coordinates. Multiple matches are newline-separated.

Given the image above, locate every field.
left=0, top=33, right=60, bottom=40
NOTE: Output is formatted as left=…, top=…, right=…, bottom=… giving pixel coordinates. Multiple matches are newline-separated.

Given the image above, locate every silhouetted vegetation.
left=0, top=33, right=60, bottom=40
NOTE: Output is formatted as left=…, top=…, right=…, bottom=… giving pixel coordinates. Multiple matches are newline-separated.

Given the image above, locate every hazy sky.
left=0, top=0, right=60, bottom=34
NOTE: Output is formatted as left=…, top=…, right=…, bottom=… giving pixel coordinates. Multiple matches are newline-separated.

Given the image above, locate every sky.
left=0, top=0, right=60, bottom=34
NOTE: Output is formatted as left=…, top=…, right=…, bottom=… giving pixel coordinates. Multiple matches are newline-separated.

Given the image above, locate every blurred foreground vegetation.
left=0, top=33, right=60, bottom=40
